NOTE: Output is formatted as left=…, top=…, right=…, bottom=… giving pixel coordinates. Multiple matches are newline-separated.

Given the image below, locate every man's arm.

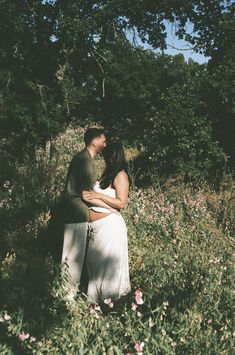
left=81, top=156, right=96, bottom=191
left=82, top=171, right=129, bottom=209
left=84, top=198, right=118, bottom=213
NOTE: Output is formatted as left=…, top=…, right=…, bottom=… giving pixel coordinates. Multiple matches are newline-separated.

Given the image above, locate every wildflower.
left=207, top=319, right=212, bottom=324
left=90, top=303, right=101, bottom=312
left=134, top=341, right=144, bottom=354
left=94, top=313, right=100, bottom=319
left=90, top=304, right=101, bottom=319
left=19, top=332, right=30, bottom=341
left=30, top=336, right=36, bottom=342
left=149, top=317, right=154, bottom=327
left=104, top=297, right=112, bottom=304
left=137, top=312, right=143, bottom=318
left=3, top=181, right=10, bottom=189
left=135, top=290, right=142, bottom=298
left=104, top=298, right=114, bottom=308
left=4, top=313, right=11, bottom=321
left=163, top=301, right=169, bottom=310
left=65, top=287, right=77, bottom=302
left=131, top=303, right=138, bottom=311
left=209, top=257, right=220, bottom=264
left=134, top=290, right=144, bottom=305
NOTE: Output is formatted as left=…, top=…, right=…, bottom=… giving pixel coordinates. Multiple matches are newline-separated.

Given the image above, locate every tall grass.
left=0, top=125, right=234, bottom=354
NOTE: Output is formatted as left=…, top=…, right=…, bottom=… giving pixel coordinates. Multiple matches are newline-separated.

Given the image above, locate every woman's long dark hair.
left=100, top=142, right=128, bottom=189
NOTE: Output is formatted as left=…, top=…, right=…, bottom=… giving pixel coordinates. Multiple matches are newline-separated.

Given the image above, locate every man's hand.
left=82, top=190, right=119, bottom=214
left=82, top=190, right=100, bottom=201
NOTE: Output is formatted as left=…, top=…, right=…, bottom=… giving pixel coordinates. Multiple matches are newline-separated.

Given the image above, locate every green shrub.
left=143, top=78, right=226, bottom=182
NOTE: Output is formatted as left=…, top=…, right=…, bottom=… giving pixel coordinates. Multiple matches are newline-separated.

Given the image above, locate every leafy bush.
left=143, top=76, right=226, bottom=181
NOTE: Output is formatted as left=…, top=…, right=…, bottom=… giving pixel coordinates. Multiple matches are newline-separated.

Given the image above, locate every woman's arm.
left=84, top=198, right=117, bottom=213
left=82, top=171, right=129, bottom=210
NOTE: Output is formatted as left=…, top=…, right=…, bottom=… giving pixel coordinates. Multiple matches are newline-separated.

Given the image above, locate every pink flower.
left=104, top=298, right=114, bottom=308
left=19, top=332, right=30, bottom=341
left=90, top=304, right=101, bottom=319
left=93, top=304, right=101, bottom=311
left=94, top=312, right=101, bottom=319
left=131, top=303, right=138, bottom=311
left=134, top=290, right=144, bottom=305
left=135, top=290, right=143, bottom=298
left=104, top=298, right=112, bottom=304
left=134, top=341, right=144, bottom=353
left=136, top=297, right=143, bottom=305
left=90, top=304, right=101, bottom=313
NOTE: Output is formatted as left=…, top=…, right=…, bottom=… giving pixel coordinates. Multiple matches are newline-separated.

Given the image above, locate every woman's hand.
left=82, top=190, right=100, bottom=201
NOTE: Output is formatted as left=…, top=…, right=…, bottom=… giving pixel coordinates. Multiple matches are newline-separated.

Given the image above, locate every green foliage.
left=0, top=130, right=234, bottom=353
left=205, top=41, right=235, bottom=166
left=143, top=72, right=226, bottom=181
left=1, top=0, right=234, bottom=171
left=100, top=47, right=191, bottom=138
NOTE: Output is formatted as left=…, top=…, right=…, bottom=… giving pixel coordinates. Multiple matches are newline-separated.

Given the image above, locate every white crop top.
left=90, top=181, right=116, bottom=213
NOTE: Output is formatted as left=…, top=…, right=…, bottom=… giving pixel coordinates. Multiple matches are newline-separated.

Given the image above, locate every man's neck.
left=86, top=146, right=96, bottom=158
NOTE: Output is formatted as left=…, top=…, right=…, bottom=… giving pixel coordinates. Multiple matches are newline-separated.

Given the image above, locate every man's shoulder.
left=74, top=148, right=90, bottom=160
left=71, top=149, right=91, bottom=165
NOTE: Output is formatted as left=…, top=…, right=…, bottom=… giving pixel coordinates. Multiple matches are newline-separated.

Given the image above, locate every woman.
left=82, top=142, right=131, bottom=303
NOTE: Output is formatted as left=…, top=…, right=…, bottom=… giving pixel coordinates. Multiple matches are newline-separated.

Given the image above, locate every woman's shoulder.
left=116, top=170, right=128, bottom=178
left=114, top=170, right=129, bottom=185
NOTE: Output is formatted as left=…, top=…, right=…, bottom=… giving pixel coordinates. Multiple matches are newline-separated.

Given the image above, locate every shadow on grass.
left=0, top=199, right=68, bottom=353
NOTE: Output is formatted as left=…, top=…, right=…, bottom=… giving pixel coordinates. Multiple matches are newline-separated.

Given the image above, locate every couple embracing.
left=61, top=127, right=131, bottom=304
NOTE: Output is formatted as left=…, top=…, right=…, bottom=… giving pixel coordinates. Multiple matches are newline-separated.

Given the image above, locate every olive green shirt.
left=63, top=148, right=96, bottom=223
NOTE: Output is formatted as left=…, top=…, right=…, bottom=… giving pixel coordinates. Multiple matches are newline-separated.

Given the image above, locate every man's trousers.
left=61, top=222, right=88, bottom=286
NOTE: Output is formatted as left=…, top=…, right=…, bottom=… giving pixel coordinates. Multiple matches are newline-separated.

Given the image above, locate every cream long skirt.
left=86, top=213, right=131, bottom=303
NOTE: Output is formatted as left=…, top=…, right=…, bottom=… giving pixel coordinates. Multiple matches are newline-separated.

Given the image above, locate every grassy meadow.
left=0, top=126, right=234, bottom=354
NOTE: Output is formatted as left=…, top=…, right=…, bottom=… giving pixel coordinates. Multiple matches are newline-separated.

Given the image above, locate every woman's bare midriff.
left=89, top=209, right=111, bottom=222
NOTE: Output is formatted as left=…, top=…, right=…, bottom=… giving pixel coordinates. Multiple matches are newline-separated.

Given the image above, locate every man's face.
left=94, top=134, right=107, bottom=153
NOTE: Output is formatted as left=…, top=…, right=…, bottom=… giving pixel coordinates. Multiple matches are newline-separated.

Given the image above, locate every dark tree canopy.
left=0, top=0, right=234, bottom=174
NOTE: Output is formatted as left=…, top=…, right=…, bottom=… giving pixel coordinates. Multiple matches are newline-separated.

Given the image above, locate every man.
left=61, top=127, right=107, bottom=298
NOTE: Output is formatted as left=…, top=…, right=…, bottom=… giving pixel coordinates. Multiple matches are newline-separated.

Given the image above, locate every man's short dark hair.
left=84, top=127, right=105, bottom=146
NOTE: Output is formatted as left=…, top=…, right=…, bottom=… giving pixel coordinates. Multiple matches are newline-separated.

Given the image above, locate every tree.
left=0, top=0, right=63, bottom=157
left=143, top=71, right=226, bottom=180
left=0, top=0, right=234, bottom=170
